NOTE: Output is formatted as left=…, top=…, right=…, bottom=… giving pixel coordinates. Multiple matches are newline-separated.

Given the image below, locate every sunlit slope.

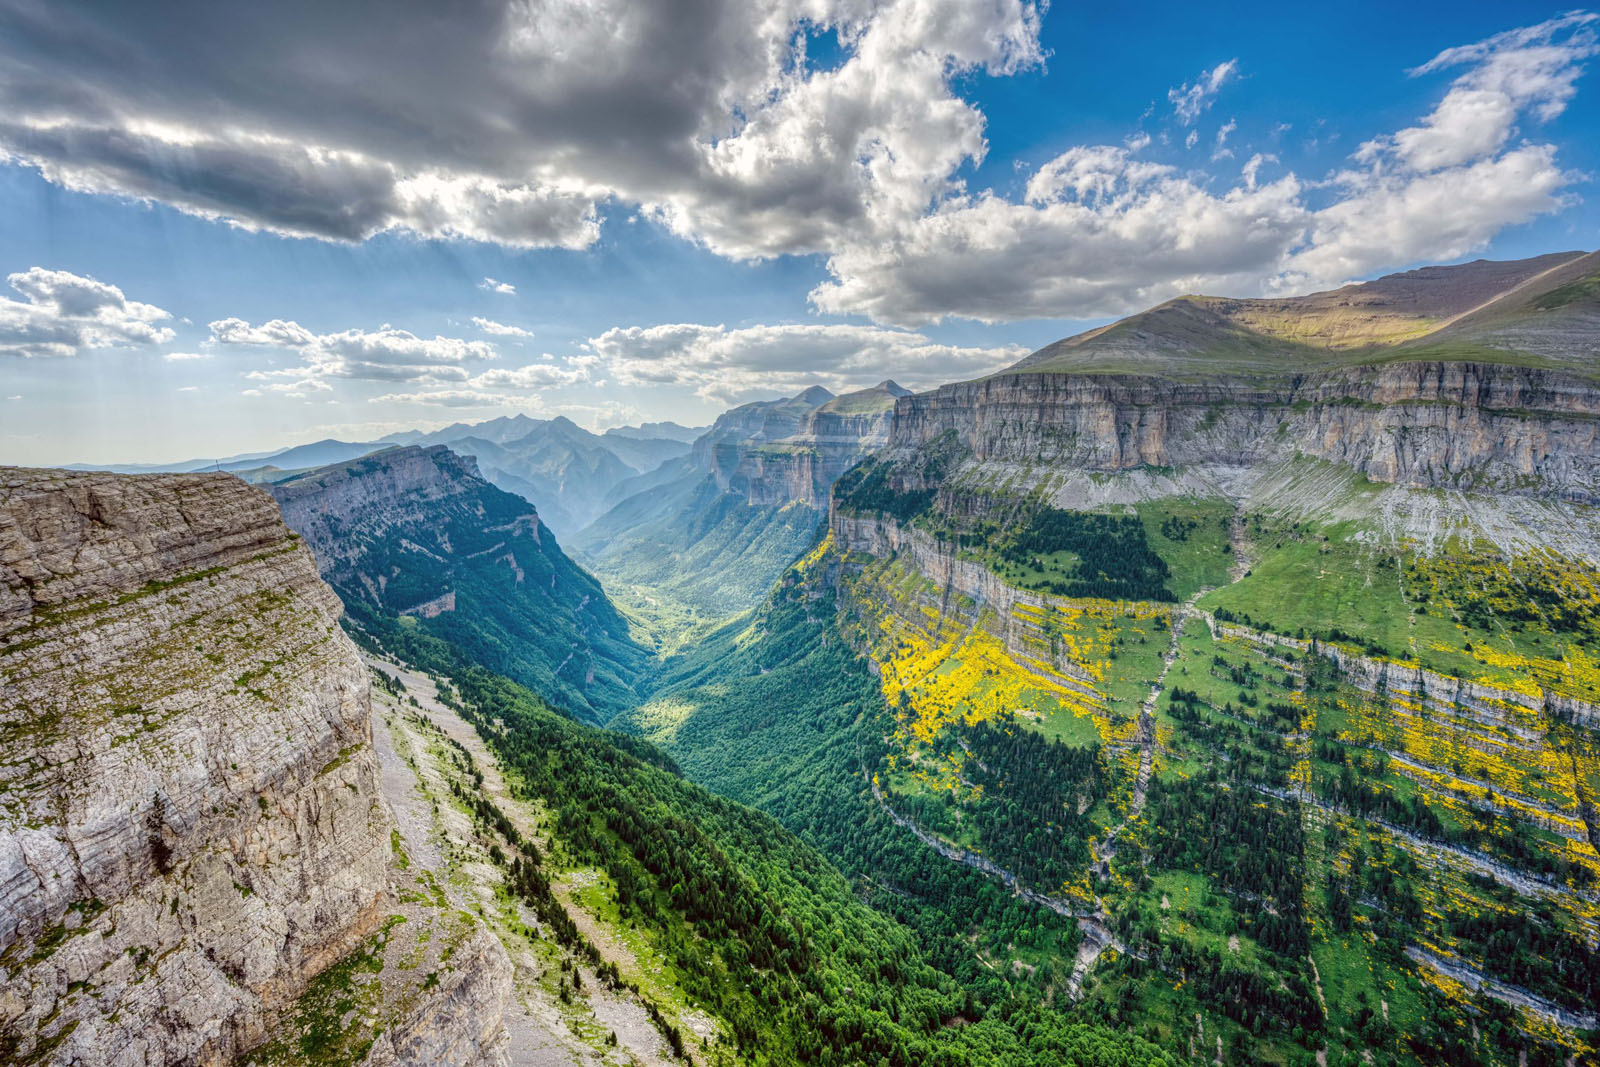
left=1012, top=251, right=1599, bottom=380
left=620, top=441, right=1600, bottom=1065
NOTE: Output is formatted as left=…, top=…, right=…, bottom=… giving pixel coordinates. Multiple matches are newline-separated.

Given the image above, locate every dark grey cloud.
left=0, top=0, right=1042, bottom=254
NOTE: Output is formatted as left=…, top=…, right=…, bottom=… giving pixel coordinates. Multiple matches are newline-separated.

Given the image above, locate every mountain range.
left=6, top=251, right=1600, bottom=1067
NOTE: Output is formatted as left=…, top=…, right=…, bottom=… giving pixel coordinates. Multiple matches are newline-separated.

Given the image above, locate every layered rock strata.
left=0, top=467, right=508, bottom=1066
left=890, top=362, right=1600, bottom=501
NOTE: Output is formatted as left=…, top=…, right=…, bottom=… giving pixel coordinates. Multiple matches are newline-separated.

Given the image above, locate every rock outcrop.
left=0, top=467, right=509, bottom=1066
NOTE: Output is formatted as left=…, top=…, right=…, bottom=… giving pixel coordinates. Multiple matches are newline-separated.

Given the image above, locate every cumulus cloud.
left=584, top=322, right=1025, bottom=402
left=208, top=316, right=499, bottom=395
left=1383, top=11, right=1598, bottom=171
left=1168, top=59, right=1239, bottom=124
left=0, top=267, right=174, bottom=357
left=811, top=13, right=1595, bottom=323
left=0, top=0, right=1041, bottom=259
left=472, top=316, right=534, bottom=338
left=2, top=6, right=1588, bottom=335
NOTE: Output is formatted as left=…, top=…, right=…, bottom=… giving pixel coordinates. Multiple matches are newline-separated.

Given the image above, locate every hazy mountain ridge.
left=64, top=418, right=699, bottom=534
left=572, top=383, right=905, bottom=640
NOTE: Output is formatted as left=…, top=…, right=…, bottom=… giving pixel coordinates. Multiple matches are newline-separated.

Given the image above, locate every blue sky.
left=1, top=0, right=1596, bottom=465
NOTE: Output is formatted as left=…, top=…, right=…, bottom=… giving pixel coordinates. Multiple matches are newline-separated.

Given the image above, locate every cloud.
left=1211, top=119, right=1237, bottom=160
left=209, top=315, right=499, bottom=395
left=371, top=355, right=595, bottom=406
left=471, top=316, right=533, bottom=338
left=810, top=13, right=1595, bottom=323
left=2, top=7, right=1587, bottom=334
left=368, top=388, right=511, bottom=408
left=584, top=322, right=1025, bottom=402
left=1168, top=59, right=1239, bottom=124
left=0, top=0, right=1042, bottom=260
left=0, top=267, right=174, bottom=357
left=1386, top=11, right=1598, bottom=170
left=163, top=350, right=212, bottom=360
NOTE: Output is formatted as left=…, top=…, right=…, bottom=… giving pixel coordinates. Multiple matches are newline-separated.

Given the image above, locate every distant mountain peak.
left=795, top=385, right=834, bottom=405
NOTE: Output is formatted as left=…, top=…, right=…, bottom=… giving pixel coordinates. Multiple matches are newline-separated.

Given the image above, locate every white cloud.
left=1382, top=11, right=1598, bottom=171
left=1168, top=59, right=1238, bottom=124
left=371, top=355, right=596, bottom=406
left=1211, top=119, right=1237, bottom=160
left=810, top=13, right=1595, bottom=323
left=369, top=389, right=512, bottom=408
left=163, top=350, right=212, bottom=361
left=471, top=316, right=534, bottom=338
left=1, top=7, right=1587, bottom=336
left=209, top=316, right=499, bottom=396
left=585, top=322, right=1025, bottom=402
left=0, top=267, right=175, bottom=357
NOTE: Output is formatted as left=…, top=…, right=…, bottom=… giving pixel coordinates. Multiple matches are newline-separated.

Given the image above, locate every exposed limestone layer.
left=0, top=467, right=509, bottom=1066
left=270, top=445, right=514, bottom=577
left=270, top=445, right=646, bottom=722
left=724, top=384, right=907, bottom=508
left=890, top=362, right=1600, bottom=502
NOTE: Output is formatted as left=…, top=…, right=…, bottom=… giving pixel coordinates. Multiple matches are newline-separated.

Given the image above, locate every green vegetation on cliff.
left=350, top=610, right=1172, bottom=1067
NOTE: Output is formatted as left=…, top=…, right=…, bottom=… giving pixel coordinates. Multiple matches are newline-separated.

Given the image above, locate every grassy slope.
left=351, top=610, right=1171, bottom=1067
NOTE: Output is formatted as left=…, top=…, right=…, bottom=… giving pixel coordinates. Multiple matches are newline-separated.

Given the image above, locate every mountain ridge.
left=1011, top=251, right=1599, bottom=380
left=270, top=444, right=649, bottom=721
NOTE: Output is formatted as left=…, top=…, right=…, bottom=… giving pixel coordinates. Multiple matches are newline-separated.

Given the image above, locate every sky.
left=1, top=0, right=1597, bottom=466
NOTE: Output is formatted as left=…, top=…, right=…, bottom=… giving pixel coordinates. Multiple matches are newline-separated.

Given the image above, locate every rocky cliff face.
left=889, top=361, right=1600, bottom=502
left=0, top=467, right=509, bottom=1066
left=721, top=383, right=908, bottom=508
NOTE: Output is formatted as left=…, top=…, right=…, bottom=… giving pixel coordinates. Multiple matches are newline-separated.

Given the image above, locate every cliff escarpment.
left=889, top=361, right=1600, bottom=502
left=731, top=382, right=909, bottom=509
left=271, top=445, right=649, bottom=721
left=0, top=468, right=510, bottom=1066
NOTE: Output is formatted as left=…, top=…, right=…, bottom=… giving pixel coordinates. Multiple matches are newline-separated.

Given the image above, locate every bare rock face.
left=890, top=362, right=1600, bottom=502
left=721, top=383, right=908, bottom=509
left=0, top=467, right=508, bottom=1066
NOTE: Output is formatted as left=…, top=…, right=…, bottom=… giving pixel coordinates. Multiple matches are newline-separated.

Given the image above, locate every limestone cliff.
left=270, top=445, right=648, bottom=722
left=732, top=382, right=910, bottom=508
left=0, top=467, right=509, bottom=1066
left=889, top=361, right=1600, bottom=503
